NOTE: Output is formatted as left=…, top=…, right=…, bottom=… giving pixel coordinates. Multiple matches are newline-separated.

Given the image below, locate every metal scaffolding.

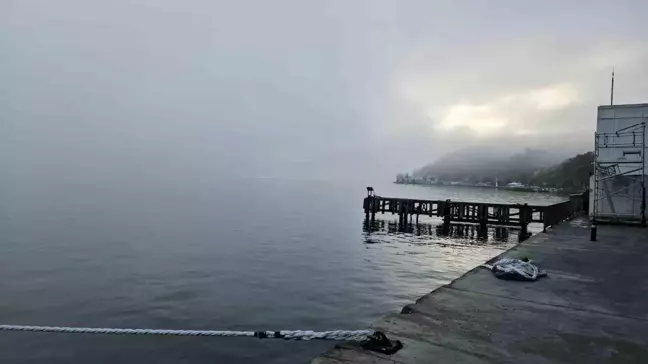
left=593, top=121, right=646, bottom=226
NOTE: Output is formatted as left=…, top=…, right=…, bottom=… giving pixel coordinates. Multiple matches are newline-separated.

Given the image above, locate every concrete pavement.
left=312, top=217, right=648, bottom=363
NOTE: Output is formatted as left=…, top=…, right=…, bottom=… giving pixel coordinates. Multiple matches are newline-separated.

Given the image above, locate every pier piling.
left=363, top=195, right=578, bottom=230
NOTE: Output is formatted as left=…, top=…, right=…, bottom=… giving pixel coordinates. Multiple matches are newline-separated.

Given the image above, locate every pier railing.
left=363, top=190, right=587, bottom=235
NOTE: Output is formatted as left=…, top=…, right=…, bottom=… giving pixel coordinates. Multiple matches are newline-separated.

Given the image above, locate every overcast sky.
left=2, top=0, right=647, bottom=182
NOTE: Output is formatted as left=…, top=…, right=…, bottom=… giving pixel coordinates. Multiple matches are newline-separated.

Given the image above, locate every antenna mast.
left=610, top=68, right=615, bottom=105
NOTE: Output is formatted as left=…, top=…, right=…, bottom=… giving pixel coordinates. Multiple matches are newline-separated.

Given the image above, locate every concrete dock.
left=312, top=217, right=648, bottom=363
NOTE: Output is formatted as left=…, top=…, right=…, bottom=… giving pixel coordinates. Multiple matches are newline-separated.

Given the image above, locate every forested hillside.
left=406, top=148, right=594, bottom=192
left=529, top=152, right=594, bottom=191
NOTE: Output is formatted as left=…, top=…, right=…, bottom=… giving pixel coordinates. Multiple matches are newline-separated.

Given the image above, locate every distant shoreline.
left=393, top=181, right=564, bottom=194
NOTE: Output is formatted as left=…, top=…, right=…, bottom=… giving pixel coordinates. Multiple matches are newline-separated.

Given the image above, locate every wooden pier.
left=363, top=189, right=586, bottom=236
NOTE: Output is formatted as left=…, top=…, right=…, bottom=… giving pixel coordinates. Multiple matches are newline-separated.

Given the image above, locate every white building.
left=590, top=103, right=647, bottom=225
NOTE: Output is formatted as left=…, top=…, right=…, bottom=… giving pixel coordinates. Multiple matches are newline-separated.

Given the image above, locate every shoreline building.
left=590, top=103, right=647, bottom=226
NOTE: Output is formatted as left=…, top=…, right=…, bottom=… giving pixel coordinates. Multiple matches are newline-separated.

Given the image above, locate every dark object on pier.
left=363, top=190, right=586, bottom=231
left=361, top=331, right=403, bottom=355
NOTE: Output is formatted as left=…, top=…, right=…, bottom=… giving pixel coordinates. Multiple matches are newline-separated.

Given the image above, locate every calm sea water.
left=0, top=178, right=564, bottom=363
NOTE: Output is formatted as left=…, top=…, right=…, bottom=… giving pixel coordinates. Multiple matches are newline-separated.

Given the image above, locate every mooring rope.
left=0, top=325, right=373, bottom=341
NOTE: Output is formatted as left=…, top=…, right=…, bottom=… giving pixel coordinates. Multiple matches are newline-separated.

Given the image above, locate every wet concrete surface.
left=311, top=217, right=648, bottom=363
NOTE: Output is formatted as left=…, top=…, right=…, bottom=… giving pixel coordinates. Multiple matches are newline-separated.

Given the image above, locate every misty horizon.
left=3, top=1, right=647, bottom=183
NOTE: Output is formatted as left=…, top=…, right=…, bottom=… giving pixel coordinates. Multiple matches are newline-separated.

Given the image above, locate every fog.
left=2, top=0, right=647, bottom=183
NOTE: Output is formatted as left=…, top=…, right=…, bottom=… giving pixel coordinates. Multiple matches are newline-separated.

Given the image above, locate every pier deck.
left=363, top=193, right=586, bottom=235
left=312, top=217, right=648, bottom=363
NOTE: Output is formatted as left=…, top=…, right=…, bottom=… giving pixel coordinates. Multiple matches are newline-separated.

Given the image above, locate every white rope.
left=0, top=325, right=373, bottom=341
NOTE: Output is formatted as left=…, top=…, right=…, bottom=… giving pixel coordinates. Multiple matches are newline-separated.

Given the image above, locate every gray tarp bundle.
left=482, top=258, right=547, bottom=281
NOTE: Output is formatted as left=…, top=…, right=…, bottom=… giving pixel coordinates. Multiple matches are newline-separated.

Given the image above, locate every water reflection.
left=363, top=218, right=516, bottom=245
